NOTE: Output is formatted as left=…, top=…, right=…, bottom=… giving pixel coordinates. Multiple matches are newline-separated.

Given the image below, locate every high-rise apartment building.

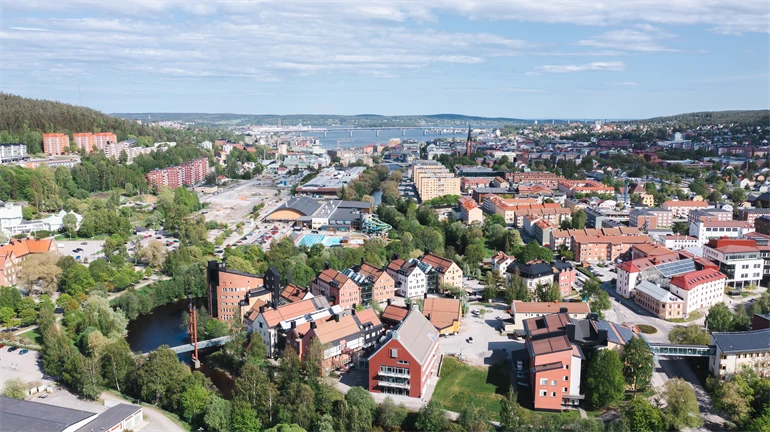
left=42, top=133, right=70, bottom=155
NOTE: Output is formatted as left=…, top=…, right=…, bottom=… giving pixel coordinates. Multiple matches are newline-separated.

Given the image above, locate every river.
left=301, top=127, right=466, bottom=149
left=126, top=299, right=235, bottom=398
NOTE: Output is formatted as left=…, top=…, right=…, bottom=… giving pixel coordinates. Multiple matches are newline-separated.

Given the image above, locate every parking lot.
left=0, top=345, right=44, bottom=390
left=57, top=240, right=105, bottom=263
left=439, top=303, right=522, bottom=366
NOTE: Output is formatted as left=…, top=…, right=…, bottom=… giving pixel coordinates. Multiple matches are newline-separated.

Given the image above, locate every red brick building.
left=206, top=261, right=267, bottom=322
left=311, top=267, right=361, bottom=310
left=147, top=157, right=209, bottom=189
left=368, top=308, right=440, bottom=398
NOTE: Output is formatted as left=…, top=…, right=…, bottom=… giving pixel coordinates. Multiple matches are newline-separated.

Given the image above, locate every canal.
left=126, top=298, right=235, bottom=398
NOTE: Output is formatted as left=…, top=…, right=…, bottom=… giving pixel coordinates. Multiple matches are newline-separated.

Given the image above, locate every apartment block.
left=662, top=200, right=710, bottom=218
left=0, top=143, right=27, bottom=163
left=571, top=234, right=651, bottom=262
left=507, top=172, right=563, bottom=189
left=669, top=269, right=726, bottom=315
left=147, top=157, right=209, bottom=189
left=689, top=220, right=754, bottom=246
left=710, top=329, right=770, bottom=379
left=311, top=267, right=361, bottom=310
left=42, top=133, right=70, bottom=155
left=557, top=180, right=614, bottom=197
left=738, top=208, right=770, bottom=227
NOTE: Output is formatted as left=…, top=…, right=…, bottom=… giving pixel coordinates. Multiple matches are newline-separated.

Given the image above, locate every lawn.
left=433, top=356, right=509, bottom=421
left=668, top=310, right=703, bottom=323
left=19, top=329, right=41, bottom=345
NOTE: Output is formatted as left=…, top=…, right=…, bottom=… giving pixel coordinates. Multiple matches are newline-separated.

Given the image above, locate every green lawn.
left=433, top=357, right=509, bottom=421
left=19, top=329, right=41, bottom=345
left=668, top=310, right=703, bottom=323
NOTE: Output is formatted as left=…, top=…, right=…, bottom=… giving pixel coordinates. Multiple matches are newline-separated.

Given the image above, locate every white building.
left=0, top=202, right=23, bottom=235
left=249, top=298, right=339, bottom=357
left=710, top=328, right=770, bottom=379
left=385, top=258, right=427, bottom=298
left=669, top=268, right=727, bottom=315
left=0, top=143, right=27, bottom=163
left=702, top=241, right=763, bottom=289
left=689, top=220, right=754, bottom=246
left=491, top=251, right=515, bottom=275
left=661, top=235, right=700, bottom=251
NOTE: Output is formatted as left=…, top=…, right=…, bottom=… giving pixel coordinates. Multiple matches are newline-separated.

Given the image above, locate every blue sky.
left=0, top=1, right=768, bottom=119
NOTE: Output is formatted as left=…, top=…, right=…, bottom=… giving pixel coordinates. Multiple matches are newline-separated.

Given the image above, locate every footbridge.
left=648, top=343, right=715, bottom=358
left=145, top=335, right=233, bottom=355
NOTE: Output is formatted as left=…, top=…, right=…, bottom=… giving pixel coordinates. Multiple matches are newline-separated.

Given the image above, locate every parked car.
left=0, top=344, right=5, bottom=349
left=467, top=337, right=474, bottom=344
left=81, top=242, right=88, bottom=245
left=7, top=346, right=18, bottom=352
left=19, top=349, right=28, bottom=355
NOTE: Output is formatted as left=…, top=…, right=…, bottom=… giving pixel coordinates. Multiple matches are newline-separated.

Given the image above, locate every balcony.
left=379, top=369, right=410, bottom=378
left=378, top=380, right=411, bottom=389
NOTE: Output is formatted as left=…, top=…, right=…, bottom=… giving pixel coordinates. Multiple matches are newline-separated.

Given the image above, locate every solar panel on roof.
left=655, top=259, right=696, bottom=278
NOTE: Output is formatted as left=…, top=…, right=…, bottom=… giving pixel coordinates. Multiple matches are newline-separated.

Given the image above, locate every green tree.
left=62, top=213, right=78, bottom=238
left=535, top=282, right=561, bottom=302
left=622, top=398, right=664, bottom=432
left=60, top=263, right=95, bottom=296
left=1, top=378, right=27, bottom=399
left=314, top=414, right=335, bottom=432
left=458, top=406, right=492, bottom=432
left=571, top=209, right=587, bottom=229
left=376, top=397, right=408, bottom=431
left=204, top=396, right=232, bottom=432
left=661, top=378, right=702, bottom=430
left=672, top=221, right=689, bottom=236
left=245, top=332, right=267, bottom=365
left=499, top=386, right=523, bottom=432
left=0, top=306, right=16, bottom=326
left=232, top=400, right=262, bottom=432
left=134, top=347, right=189, bottom=406
left=705, top=302, right=735, bottom=332
left=303, top=337, right=325, bottom=378
left=264, top=424, right=306, bottom=432
left=345, top=386, right=377, bottom=416
left=586, top=349, right=625, bottom=408
left=416, top=400, right=448, bottom=432
left=514, top=241, right=553, bottom=263
left=668, top=324, right=711, bottom=345
left=181, top=384, right=211, bottom=422
left=100, top=339, right=134, bottom=392
left=620, top=336, right=654, bottom=395
left=233, top=363, right=277, bottom=425
left=0, top=286, right=22, bottom=310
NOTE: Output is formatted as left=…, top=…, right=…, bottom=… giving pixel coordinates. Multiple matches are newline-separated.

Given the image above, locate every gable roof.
left=419, top=253, right=456, bottom=274
left=316, top=268, right=351, bottom=287
left=281, top=284, right=310, bottom=303
left=357, top=262, right=389, bottom=282
left=670, top=269, right=726, bottom=290
left=0, top=237, right=55, bottom=260
left=512, top=301, right=590, bottom=314
left=371, top=309, right=439, bottom=365
left=381, top=304, right=409, bottom=325
left=712, top=328, right=770, bottom=353
left=261, top=298, right=324, bottom=327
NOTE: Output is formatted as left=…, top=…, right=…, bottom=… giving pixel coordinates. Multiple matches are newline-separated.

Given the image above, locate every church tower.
left=465, top=124, right=473, bottom=157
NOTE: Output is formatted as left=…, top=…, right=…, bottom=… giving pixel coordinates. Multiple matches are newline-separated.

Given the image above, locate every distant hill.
left=633, top=110, right=770, bottom=126
left=110, top=112, right=545, bottom=127
left=0, top=93, right=185, bottom=154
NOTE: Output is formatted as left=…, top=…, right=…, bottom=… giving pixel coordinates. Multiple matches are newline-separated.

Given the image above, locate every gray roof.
left=278, top=196, right=322, bottom=216
left=75, top=404, right=141, bottom=432
left=329, top=207, right=362, bottom=222
left=712, top=328, right=770, bottom=353
left=0, top=396, right=97, bottom=432
left=636, top=281, right=682, bottom=303
left=372, top=309, right=439, bottom=365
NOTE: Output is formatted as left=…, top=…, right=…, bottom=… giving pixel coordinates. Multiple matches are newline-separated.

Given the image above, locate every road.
left=101, top=392, right=186, bottom=432
left=656, top=358, right=726, bottom=431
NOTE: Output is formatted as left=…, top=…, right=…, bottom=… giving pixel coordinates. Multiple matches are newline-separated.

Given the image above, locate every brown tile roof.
left=0, top=238, right=55, bottom=259
left=261, top=298, right=321, bottom=327
left=245, top=299, right=268, bottom=322
left=530, top=334, right=572, bottom=356
left=422, top=297, right=461, bottom=331
left=382, top=304, right=409, bottom=324
left=316, top=268, right=350, bottom=286
left=312, top=314, right=361, bottom=344
left=663, top=200, right=709, bottom=208
left=281, top=284, right=309, bottom=303
left=512, top=301, right=590, bottom=314
left=420, top=253, right=455, bottom=274
left=358, top=263, right=385, bottom=281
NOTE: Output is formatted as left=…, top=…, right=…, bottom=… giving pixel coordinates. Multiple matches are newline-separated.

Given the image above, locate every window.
left=551, top=380, right=557, bottom=386
left=564, top=387, right=568, bottom=392
left=540, top=378, right=548, bottom=385
left=540, top=390, right=547, bottom=397
left=551, top=392, right=557, bottom=397
left=564, top=376, right=569, bottom=381
left=390, top=349, right=398, bottom=358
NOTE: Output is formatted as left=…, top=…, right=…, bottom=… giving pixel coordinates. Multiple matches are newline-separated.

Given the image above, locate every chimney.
left=266, top=266, right=280, bottom=307
left=559, top=307, right=568, bottom=314
left=334, top=314, right=340, bottom=323
left=310, top=321, right=317, bottom=329
left=394, top=253, right=400, bottom=260
left=291, top=321, right=296, bottom=329
left=361, top=257, right=366, bottom=265
left=565, top=322, right=576, bottom=342
left=427, top=313, right=432, bottom=321
left=351, top=308, right=357, bottom=316
left=423, top=292, right=428, bottom=299
left=424, top=247, right=430, bottom=255
left=259, top=305, right=265, bottom=313
left=597, top=329, right=608, bottom=345
left=387, top=298, right=392, bottom=306
left=325, top=262, right=331, bottom=270
left=272, top=300, right=277, bottom=311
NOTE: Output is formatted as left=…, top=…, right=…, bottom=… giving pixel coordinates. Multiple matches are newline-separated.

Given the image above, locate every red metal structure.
left=188, top=296, right=199, bottom=365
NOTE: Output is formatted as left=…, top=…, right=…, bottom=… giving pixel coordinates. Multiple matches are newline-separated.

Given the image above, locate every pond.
left=125, top=298, right=235, bottom=398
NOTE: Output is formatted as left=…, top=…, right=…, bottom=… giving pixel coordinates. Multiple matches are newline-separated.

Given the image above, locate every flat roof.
left=75, top=404, right=141, bottom=432
left=0, top=396, right=97, bottom=432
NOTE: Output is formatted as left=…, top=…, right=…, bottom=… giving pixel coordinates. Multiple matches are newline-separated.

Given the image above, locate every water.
left=126, top=298, right=235, bottom=398
left=300, top=127, right=466, bottom=149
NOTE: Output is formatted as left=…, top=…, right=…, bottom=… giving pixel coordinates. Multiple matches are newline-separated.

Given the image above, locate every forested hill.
left=0, top=93, right=180, bottom=154
left=634, top=110, right=770, bottom=126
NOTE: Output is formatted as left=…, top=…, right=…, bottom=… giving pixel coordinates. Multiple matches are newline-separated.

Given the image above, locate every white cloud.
left=9, top=27, right=48, bottom=32
left=577, top=28, right=678, bottom=53
left=610, top=81, right=638, bottom=87
left=528, top=61, right=626, bottom=75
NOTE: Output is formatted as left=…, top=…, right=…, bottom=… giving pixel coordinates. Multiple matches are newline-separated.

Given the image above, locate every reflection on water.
left=126, top=298, right=234, bottom=398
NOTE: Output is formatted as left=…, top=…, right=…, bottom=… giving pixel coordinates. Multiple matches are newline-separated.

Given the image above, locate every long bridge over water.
left=265, top=126, right=476, bottom=138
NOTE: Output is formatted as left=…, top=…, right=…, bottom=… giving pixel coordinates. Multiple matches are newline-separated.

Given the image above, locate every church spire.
left=465, top=124, right=473, bottom=157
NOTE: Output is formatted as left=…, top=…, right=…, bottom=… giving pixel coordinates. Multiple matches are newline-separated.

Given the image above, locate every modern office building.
left=702, top=238, right=764, bottom=289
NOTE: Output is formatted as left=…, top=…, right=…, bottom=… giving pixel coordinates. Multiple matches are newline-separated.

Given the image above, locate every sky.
left=0, top=0, right=768, bottom=119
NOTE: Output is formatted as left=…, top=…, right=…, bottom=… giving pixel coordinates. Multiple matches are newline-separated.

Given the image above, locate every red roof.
left=670, top=269, right=726, bottom=291
left=663, top=200, right=709, bottom=208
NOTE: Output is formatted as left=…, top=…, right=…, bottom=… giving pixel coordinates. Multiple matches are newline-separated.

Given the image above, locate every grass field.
left=19, top=329, right=41, bottom=345
left=668, top=310, right=703, bottom=323
left=432, top=357, right=509, bottom=421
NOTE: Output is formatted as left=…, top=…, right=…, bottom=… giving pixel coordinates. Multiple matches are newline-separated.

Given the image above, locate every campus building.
left=669, top=268, right=727, bottom=315
left=311, top=267, right=361, bottom=310
left=710, top=328, right=770, bottom=379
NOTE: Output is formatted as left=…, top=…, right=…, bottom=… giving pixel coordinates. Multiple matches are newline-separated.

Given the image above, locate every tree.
left=458, top=406, right=492, bottom=432
left=672, top=221, right=689, bottom=236
left=100, top=339, right=134, bottom=392
left=303, top=337, right=325, bottom=379
left=181, top=384, right=211, bottom=422
left=589, top=290, right=611, bottom=316
left=622, top=398, right=664, bottom=432
left=345, top=386, right=377, bottom=416
left=264, top=424, right=306, bottom=432
left=59, top=263, right=95, bottom=296
left=463, top=243, right=485, bottom=269
left=19, top=253, right=62, bottom=295
left=661, top=378, right=702, bottom=430
left=0, top=286, right=22, bottom=310
left=586, top=348, right=625, bottom=408
left=204, top=396, right=232, bottom=432
left=514, top=241, right=553, bottom=263
left=2, top=378, right=27, bottom=399
left=376, top=397, right=408, bottom=431
left=138, top=240, right=167, bottom=268
left=499, top=386, right=522, bottom=432
left=712, top=377, right=753, bottom=424
left=571, top=209, right=586, bottom=229
left=705, top=303, right=735, bottom=332
left=535, top=282, right=561, bottom=302
left=668, top=324, right=711, bottom=345
left=416, top=400, right=448, bottom=432
left=62, top=213, right=78, bottom=238
left=620, top=336, right=654, bottom=395
left=314, top=414, right=335, bottom=432
left=233, top=363, right=277, bottom=425
left=134, top=347, right=189, bottom=406
left=0, top=306, right=16, bottom=326
left=232, top=400, right=262, bottom=432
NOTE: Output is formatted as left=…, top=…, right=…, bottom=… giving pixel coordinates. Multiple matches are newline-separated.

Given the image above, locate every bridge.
left=153, top=336, right=233, bottom=355
left=274, top=126, right=474, bottom=138
left=648, top=343, right=715, bottom=358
